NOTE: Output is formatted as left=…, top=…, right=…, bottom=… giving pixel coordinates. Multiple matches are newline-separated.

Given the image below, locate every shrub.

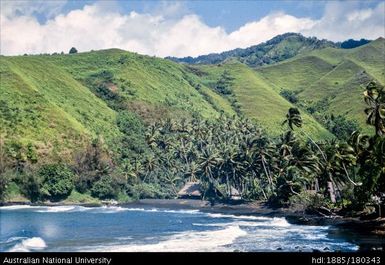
left=323, top=115, right=360, bottom=140
left=289, top=191, right=330, bottom=212
left=91, top=70, right=114, bottom=82
left=116, top=111, right=144, bottom=135
left=127, top=183, right=166, bottom=200
left=280, top=89, right=298, bottom=104
left=91, top=175, right=120, bottom=199
left=69, top=47, right=78, bottom=54
left=19, top=173, right=42, bottom=202
left=74, top=137, right=112, bottom=192
left=39, top=164, right=74, bottom=201
left=0, top=171, right=12, bottom=201
left=116, top=111, right=148, bottom=159
left=214, top=70, right=234, bottom=95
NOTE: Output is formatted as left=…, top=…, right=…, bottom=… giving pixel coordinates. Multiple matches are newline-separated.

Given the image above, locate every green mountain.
left=1, top=36, right=383, bottom=163
left=254, top=37, right=385, bottom=133
left=1, top=34, right=384, bottom=208
left=189, top=62, right=332, bottom=138
left=0, top=49, right=237, bottom=161
left=167, top=33, right=339, bottom=67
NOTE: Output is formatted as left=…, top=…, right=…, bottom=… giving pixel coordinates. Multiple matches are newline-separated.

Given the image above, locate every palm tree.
left=124, top=158, right=143, bottom=184
left=164, top=172, right=181, bottom=197
left=184, top=162, right=200, bottom=182
left=145, top=124, right=160, bottom=149
left=282, top=108, right=342, bottom=202
left=142, top=155, right=157, bottom=182
left=364, top=81, right=385, bottom=136
left=333, top=143, right=361, bottom=186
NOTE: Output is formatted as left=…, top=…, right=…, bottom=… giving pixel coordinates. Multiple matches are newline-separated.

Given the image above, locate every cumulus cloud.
left=301, top=1, right=385, bottom=41
left=0, top=1, right=384, bottom=57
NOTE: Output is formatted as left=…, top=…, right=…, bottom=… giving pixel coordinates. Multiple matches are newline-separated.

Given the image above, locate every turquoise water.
left=0, top=205, right=358, bottom=252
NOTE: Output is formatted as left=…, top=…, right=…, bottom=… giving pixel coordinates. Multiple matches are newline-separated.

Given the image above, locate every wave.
left=192, top=218, right=289, bottom=228
left=0, top=205, right=33, bottom=210
left=3, top=237, right=26, bottom=243
left=0, top=205, right=202, bottom=215
left=36, top=206, right=79, bottom=212
left=118, top=207, right=201, bottom=214
left=270, top=217, right=290, bottom=227
left=206, top=212, right=270, bottom=221
left=205, top=212, right=291, bottom=227
left=8, top=237, right=47, bottom=252
left=89, top=225, right=247, bottom=252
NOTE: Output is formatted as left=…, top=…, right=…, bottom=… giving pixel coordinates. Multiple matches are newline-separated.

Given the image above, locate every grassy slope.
left=46, top=49, right=233, bottom=119
left=254, top=38, right=385, bottom=134
left=3, top=38, right=381, bottom=154
left=0, top=49, right=235, bottom=157
left=197, top=62, right=333, bottom=139
left=0, top=57, right=118, bottom=157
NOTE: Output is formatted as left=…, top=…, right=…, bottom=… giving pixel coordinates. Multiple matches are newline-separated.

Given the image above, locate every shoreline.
left=1, top=198, right=383, bottom=226
left=1, top=199, right=384, bottom=251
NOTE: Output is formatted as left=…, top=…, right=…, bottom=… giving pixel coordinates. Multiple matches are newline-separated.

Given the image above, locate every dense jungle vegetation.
left=0, top=81, right=383, bottom=217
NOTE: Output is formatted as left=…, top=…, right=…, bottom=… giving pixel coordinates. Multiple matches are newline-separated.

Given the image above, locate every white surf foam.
left=121, top=207, right=201, bottom=214
left=8, top=237, right=47, bottom=252
left=192, top=219, right=285, bottom=228
left=270, top=217, right=290, bottom=227
left=87, top=225, right=247, bottom=252
left=206, top=212, right=271, bottom=221
left=1, top=205, right=204, bottom=215
left=36, top=206, right=78, bottom=212
left=1, top=205, right=88, bottom=213
left=0, top=205, right=33, bottom=210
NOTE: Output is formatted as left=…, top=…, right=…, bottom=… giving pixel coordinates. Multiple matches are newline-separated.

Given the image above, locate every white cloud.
left=0, top=1, right=384, bottom=57
left=228, top=12, right=316, bottom=48
left=301, top=1, right=385, bottom=42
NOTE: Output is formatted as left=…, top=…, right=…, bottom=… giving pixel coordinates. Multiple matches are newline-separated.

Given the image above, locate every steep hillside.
left=0, top=49, right=236, bottom=160
left=254, top=38, right=385, bottom=134
left=45, top=49, right=233, bottom=120
left=193, top=62, right=333, bottom=138
left=2, top=38, right=381, bottom=162
left=168, top=33, right=338, bottom=67
left=0, top=57, right=119, bottom=158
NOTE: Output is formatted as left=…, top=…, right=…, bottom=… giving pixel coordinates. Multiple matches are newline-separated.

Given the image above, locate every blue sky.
left=39, top=0, right=382, bottom=31
left=1, top=0, right=384, bottom=56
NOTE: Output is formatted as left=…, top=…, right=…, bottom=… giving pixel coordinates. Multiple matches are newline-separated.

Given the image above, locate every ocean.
left=0, top=205, right=359, bottom=252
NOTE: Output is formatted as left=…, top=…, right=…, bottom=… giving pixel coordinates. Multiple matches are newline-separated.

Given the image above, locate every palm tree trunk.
left=261, top=157, right=273, bottom=186
left=227, top=172, right=231, bottom=198
left=303, top=131, right=327, bottom=163
left=289, top=185, right=300, bottom=196
left=260, top=185, right=268, bottom=201
left=342, top=163, right=361, bottom=186
left=327, top=172, right=337, bottom=203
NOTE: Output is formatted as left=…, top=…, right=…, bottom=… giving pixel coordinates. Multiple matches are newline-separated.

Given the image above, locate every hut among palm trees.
left=177, top=181, right=202, bottom=199
left=229, top=186, right=242, bottom=201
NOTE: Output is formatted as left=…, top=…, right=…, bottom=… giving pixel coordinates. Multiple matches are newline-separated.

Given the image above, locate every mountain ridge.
left=1, top=34, right=383, bottom=163
left=166, top=33, right=372, bottom=67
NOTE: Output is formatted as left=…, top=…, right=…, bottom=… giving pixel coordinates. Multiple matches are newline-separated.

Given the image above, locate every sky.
left=1, top=0, right=384, bottom=57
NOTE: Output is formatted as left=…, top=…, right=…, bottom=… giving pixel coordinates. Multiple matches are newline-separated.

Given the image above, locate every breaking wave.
left=8, top=237, right=47, bottom=252
left=85, top=225, right=247, bottom=252
left=0, top=205, right=202, bottom=215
